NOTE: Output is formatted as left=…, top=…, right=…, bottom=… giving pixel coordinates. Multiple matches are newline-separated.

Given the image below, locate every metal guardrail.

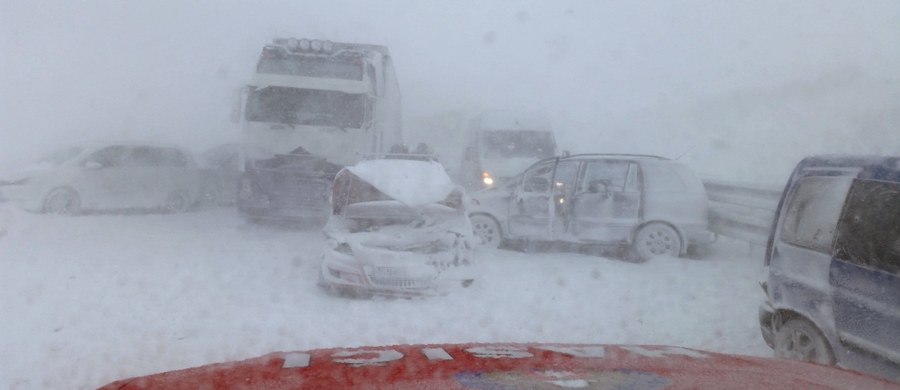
left=703, top=180, right=782, bottom=246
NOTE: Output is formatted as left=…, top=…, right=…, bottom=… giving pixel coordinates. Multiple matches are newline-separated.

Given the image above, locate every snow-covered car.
left=468, top=154, right=716, bottom=261
left=0, top=143, right=202, bottom=214
left=318, top=157, right=475, bottom=297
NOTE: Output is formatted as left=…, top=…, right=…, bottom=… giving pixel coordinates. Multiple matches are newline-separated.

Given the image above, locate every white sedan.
left=0, top=143, right=202, bottom=214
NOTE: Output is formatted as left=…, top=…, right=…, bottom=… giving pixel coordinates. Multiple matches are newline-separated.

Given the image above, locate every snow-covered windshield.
left=246, top=86, right=366, bottom=128
left=2, top=1, right=900, bottom=388
left=332, top=201, right=460, bottom=234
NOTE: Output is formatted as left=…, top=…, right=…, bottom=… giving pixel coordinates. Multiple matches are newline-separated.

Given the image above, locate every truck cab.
left=234, top=38, right=402, bottom=222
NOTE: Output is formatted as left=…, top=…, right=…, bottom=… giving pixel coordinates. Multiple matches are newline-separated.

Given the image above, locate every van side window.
left=780, top=177, right=853, bottom=254
left=522, top=161, right=555, bottom=192
left=641, top=163, right=686, bottom=193
left=833, top=179, right=900, bottom=275
left=579, top=161, right=630, bottom=193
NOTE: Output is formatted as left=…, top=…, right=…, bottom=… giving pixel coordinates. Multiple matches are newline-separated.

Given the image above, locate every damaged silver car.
left=317, top=157, right=475, bottom=297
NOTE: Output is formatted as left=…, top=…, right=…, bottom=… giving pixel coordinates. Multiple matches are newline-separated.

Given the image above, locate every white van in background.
left=458, top=111, right=558, bottom=190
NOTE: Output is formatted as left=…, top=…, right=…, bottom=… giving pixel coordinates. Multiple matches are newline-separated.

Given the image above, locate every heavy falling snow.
left=2, top=0, right=900, bottom=389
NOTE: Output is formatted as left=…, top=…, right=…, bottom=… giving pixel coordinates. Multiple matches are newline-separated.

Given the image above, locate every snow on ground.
left=0, top=207, right=769, bottom=389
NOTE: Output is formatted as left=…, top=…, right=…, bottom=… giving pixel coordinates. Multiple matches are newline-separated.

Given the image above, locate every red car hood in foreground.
left=100, top=343, right=899, bottom=389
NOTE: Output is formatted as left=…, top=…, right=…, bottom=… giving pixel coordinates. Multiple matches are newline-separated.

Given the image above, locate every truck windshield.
left=245, top=86, right=366, bottom=129
left=480, top=130, right=556, bottom=159
left=257, top=55, right=364, bottom=81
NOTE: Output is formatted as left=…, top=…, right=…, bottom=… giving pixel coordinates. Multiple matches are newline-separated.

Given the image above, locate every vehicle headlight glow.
left=482, top=171, right=494, bottom=186
left=311, top=40, right=323, bottom=51
left=298, top=39, right=311, bottom=51
left=322, top=40, right=334, bottom=52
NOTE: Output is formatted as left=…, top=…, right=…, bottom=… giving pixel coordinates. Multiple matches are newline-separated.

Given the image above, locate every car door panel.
left=507, top=161, right=554, bottom=239
left=572, top=161, right=640, bottom=242
left=830, top=179, right=900, bottom=369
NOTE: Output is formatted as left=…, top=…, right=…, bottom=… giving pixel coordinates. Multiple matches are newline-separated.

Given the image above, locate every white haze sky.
left=2, top=0, right=899, bottom=183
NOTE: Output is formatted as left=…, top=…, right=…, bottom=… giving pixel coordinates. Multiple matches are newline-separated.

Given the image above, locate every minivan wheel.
left=633, top=223, right=682, bottom=261
left=43, top=188, right=81, bottom=215
left=774, top=318, right=835, bottom=365
left=470, top=214, right=502, bottom=249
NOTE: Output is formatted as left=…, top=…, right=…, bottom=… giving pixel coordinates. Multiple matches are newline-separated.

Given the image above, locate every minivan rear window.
left=780, top=176, right=853, bottom=254
left=833, top=179, right=900, bottom=275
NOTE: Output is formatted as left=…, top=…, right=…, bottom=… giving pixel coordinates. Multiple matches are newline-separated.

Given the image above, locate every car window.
left=130, top=146, right=164, bottom=167
left=87, top=146, right=129, bottom=168
left=579, top=160, right=630, bottom=193
left=641, top=163, right=688, bottom=193
left=834, top=179, right=900, bottom=275
left=780, top=176, right=853, bottom=254
left=160, top=148, right=189, bottom=167
left=552, top=160, right=579, bottom=196
left=521, top=160, right=555, bottom=192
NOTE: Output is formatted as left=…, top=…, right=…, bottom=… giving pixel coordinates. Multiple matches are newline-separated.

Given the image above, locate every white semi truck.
left=232, top=38, right=402, bottom=222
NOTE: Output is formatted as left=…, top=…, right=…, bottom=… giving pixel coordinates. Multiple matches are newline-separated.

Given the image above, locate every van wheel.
left=774, top=318, right=835, bottom=365
left=43, top=188, right=81, bottom=215
left=470, top=214, right=502, bottom=249
left=633, top=223, right=681, bottom=261
left=164, top=191, right=192, bottom=213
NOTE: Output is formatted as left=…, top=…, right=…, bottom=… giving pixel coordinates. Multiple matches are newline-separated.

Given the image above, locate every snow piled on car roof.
left=345, top=159, right=456, bottom=206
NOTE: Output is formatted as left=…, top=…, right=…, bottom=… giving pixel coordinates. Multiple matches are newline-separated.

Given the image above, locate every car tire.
left=164, top=191, right=192, bottom=213
left=470, top=214, right=502, bottom=249
left=43, top=187, right=81, bottom=215
left=633, top=223, right=682, bottom=261
left=773, top=318, right=835, bottom=365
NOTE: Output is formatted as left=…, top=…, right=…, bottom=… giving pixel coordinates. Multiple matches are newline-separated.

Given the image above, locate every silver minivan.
left=467, top=154, right=715, bottom=261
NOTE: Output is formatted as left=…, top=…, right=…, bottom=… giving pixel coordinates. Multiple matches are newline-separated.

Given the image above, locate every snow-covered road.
left=0, top=206, right=770, bottom=389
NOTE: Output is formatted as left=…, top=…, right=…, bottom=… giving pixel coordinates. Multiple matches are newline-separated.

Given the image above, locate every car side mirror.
left=85, top=161, right=103, bottom=170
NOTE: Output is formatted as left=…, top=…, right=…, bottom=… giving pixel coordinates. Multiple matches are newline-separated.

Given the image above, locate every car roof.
left=555, top=153, right=671, bottom=163
left=794, top=155, right=900, bottom=183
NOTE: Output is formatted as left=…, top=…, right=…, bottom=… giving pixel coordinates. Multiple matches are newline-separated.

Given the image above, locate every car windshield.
left=480, top=130, right=555, bottom=159
left=2, top=1, right=900, bottom=388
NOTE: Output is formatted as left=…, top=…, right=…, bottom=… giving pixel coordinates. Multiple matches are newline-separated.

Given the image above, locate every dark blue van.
left=759, top=155, right=900, bottom=382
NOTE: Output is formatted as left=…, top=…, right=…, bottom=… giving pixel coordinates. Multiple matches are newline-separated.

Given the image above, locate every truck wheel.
left=774, top=318, right=835, bottom=365
left=470, top=214, right=502, bottom=249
